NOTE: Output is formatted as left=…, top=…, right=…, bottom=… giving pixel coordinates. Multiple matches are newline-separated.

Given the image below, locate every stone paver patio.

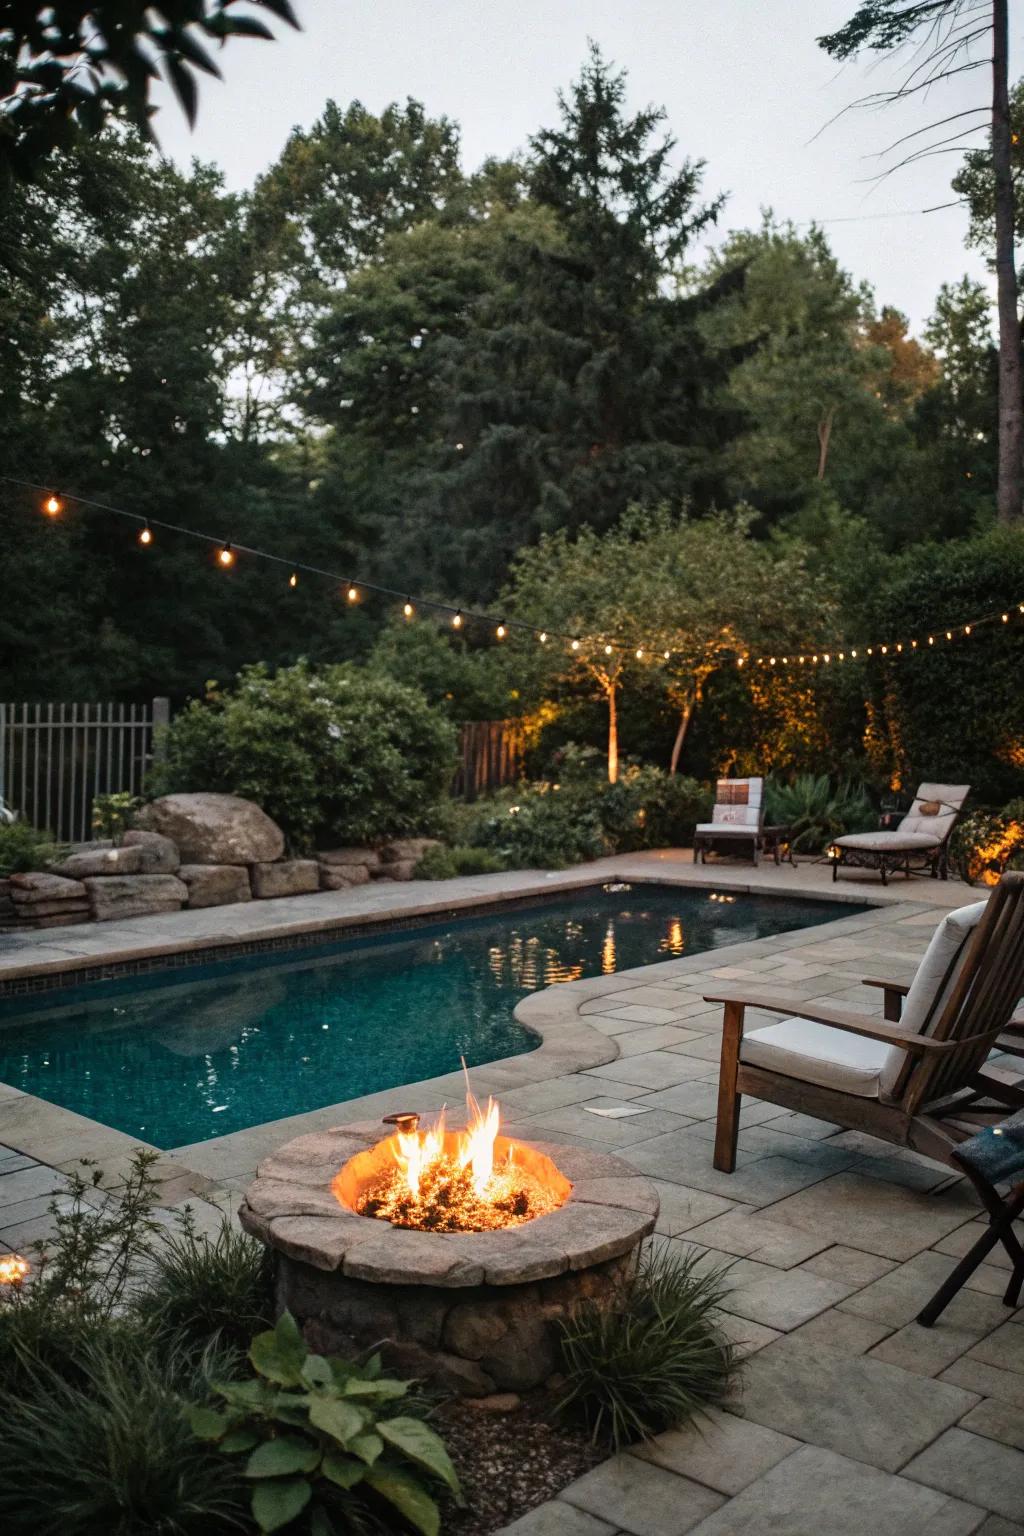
left=1, top=851, right=1022, bottom=1532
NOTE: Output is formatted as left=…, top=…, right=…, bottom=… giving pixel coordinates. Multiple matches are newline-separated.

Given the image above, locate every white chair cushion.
left=898, top=782, right=969, bottom=843
left=696, top=822, right=759, bottom=836
left=740, top=899, right=988, bottom=1105
left=741, top=1017, right=890, bottom=1098
left=877, top=899, right=987, bottom=1099
left=834, top=831, right=941, bottom=853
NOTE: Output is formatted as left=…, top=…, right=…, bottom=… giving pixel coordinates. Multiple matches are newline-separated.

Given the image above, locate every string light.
left=5, top=476, right=1022, bottom=673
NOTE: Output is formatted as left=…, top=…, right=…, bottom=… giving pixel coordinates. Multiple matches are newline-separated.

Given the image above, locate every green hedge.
left=859, top=528, right=1024, bottom=803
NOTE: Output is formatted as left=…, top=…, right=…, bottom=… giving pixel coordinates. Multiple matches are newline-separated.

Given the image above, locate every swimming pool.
left=0, top=884, right=864, bottom=1148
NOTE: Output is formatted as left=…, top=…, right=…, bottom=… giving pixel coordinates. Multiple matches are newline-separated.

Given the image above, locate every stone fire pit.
left=239, top=1121, right=658, bottom=1395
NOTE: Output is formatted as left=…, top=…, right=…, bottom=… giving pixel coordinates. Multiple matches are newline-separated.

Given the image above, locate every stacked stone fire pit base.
left=239, top=1124, right=658, bottom=1396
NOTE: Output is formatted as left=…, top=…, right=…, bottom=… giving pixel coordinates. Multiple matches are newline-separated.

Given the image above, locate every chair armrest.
left=701, top=988, right=961, bottom=1055
left=862, top=977, right=911, bottom=997
left=862, top=975, right=911, bottom=1021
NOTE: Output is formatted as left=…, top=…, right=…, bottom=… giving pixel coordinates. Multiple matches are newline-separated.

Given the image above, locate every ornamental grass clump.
left=134, top=1206, right=274, bottom=1353
left=0, top=1338, right=248, bottom=1536
left=556, top=1243, right=737, bottom=1451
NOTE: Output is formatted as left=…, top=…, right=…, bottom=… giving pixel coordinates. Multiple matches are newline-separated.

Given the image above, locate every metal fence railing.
left=0, top=698, right=170, bottom=844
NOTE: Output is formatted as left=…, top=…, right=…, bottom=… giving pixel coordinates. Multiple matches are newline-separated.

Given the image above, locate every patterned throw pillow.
left=717, top=780, right=749, bottom=805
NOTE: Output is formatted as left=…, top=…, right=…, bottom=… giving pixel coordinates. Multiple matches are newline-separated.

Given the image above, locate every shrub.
left=0, top=819, right=65, bottom=875
left=91, top=791, right=141, bottom=845
left=468, top=786, right=606, bottom=869
left=134, top=1207, right=273, bottom=1353
left=150, top=661, right=458, bottom=852
left=0, top=1338, right=247, bottom=1536
left=949, top=805, right=1024, bottom=886
left=413, top=844, right=507, bottom=880
left=557, top=1243, right=737, bottom=1451
left=765, top=773, right=875, bottom=853
left=193, top=1311, right=462, bottom=1536
left=1, top=1150, right=163, bottom=1392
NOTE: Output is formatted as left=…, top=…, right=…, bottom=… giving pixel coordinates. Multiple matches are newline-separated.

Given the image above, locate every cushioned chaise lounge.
left=706, top=873, right=1024, bottom=1174
left=831, top=781, right=969, bottom=884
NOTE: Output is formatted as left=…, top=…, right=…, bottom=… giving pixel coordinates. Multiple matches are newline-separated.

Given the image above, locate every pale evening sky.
left=154, top=0, right=1018, bottom=332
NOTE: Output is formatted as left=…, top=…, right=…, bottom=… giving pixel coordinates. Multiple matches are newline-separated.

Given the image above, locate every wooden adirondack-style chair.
left=707, top=873, right=1024, bottom=1174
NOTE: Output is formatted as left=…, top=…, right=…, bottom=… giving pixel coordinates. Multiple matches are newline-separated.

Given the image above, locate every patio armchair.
left=693, top=777, right=767, bottom=866
left=706, top=873, right=1024, bottom=1174
left=830, top=782, right=969, bottom=885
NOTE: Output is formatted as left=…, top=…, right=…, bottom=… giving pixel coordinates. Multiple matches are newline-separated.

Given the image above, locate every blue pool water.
left=0, top=885, right=863, bottom=1149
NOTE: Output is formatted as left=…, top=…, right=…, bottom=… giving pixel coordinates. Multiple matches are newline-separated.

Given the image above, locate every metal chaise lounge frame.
left=707, top=873, right=1024, bottom=1174
left=831, top=781, right=969, bottom=886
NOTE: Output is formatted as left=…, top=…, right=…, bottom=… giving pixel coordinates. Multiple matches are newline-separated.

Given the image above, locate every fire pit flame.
left=339, top=1090, right=570, bottom=1233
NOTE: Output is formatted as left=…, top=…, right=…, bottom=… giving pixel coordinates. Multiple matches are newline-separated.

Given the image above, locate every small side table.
left=917, top=1110, right=1024, bottom=1327
left=762, top=825, right=796, bottom=868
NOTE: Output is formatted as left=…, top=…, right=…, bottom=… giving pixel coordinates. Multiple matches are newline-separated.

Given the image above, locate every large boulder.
left=122, top=829, right=181, bottom=873
left=52, top=845, right=146, bottom=879
left=83, top=874, right=188, bottom=921
left=319, top=863, right=372, bottom=891
left=318, top=847, right=381, bottom=871
left=178, top=864, right=252, bottom=909
left=250, top=860, right=319, bottom=899
left=137, top=794, right=284, bottom=866
left=9, top=870, right=91, bottom=927
left=381, top=838, right=441, bottom=865
left=9, top=871, right=88, bottom=905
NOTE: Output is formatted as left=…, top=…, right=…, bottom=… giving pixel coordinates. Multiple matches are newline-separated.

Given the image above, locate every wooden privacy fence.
left=0, top=699, right=170, bottom=843
left=453, top=719, right=523, bottom=801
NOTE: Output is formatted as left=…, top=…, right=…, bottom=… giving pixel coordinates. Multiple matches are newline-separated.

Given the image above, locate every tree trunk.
left=669, top=696, right=694, bottom=775
left=607, top=685, right=618, bottom=784
left=816, top=407, right=835, bottom=480
left=993, top=0, right=1023, bottom=523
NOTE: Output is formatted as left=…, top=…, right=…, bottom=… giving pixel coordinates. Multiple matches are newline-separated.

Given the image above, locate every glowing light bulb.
left=946, top=630, right=953, bottom=640
left=538, top=631, right=547, bottom=644
left=496, top=622, right=507, bottom=639
left=604, top=643, right=613, bottom=655
left=663, top=650, right=671, bottom=660
left=0, top=1254, right=29, bottom=1285
left=218, top=543, right=234, bottom=567
left=289, top=571, right=298, bottom=589
left=880, top=645, right=887, bottom=655
left=964, top=625, right=971, bottom=636
left=928, top=636, right=934, bottom=645
left=635, top=648, right=644, bottom=659
left=403, top=599, right=414, bottom=618
left=139, top=522, right=153, bottom=546
left=452, top=611, right=463, bottom=629
left=1002, top=613, right=1009, bottom=623
left=737, top=656, right=745, bottom=668
left=347, top=584, right=359, bottom=603
left=851, top=649, right=857, bottom=658
left=44, top=495, right=61, bottom=517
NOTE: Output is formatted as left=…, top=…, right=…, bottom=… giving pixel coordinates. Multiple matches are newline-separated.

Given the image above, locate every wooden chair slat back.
left=904, top=874, right=1024, bottom=1112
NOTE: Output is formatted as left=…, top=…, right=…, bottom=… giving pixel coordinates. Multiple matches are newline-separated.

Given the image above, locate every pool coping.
left=0, top=857, right=948, bottom=1189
